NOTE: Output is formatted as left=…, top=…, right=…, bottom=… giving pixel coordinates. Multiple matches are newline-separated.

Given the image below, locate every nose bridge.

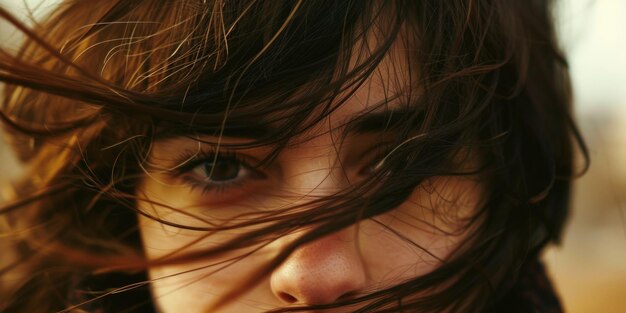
left=283, top=228, right=355, bottom=271
left=286, top=147, right=345, bottom=196
left=270, top=227, right=367, bottom=305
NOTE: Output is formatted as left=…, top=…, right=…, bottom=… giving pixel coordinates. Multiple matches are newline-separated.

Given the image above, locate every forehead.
left=311, top=24, right=417, bottom=135
left=174, top=17, right=419, bottom=142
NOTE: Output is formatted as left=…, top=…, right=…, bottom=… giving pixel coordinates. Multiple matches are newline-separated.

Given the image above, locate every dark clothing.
left=496, top=260, right=564, bottom=313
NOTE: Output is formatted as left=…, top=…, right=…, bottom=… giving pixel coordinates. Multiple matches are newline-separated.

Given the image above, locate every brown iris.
left=203, top=157, right=242, bottom=182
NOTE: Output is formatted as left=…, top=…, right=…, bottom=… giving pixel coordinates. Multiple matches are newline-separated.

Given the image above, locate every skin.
left=137, top=33, right=484, bottom=313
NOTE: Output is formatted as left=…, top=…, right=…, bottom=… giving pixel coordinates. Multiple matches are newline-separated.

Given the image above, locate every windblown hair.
left=0, top=0, right=586, bottom=312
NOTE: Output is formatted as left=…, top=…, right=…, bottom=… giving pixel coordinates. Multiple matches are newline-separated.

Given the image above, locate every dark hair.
left=0, top=0, right=586, bottom=312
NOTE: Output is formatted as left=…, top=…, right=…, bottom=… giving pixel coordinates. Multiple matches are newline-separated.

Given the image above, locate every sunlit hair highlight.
left=0, top=0, right=586, bottom=312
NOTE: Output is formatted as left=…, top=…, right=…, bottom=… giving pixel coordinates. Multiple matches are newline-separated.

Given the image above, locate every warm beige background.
left=545, top=1, right=626, bottom=312
left=1, top=0, right=625, bottom=312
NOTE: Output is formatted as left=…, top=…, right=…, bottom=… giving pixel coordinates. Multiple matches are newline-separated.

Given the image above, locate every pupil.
left=205, top=158, right=240, bottom=181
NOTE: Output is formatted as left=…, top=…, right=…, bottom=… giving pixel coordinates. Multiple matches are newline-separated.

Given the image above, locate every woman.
left=0, top=0, right=586, bottom=312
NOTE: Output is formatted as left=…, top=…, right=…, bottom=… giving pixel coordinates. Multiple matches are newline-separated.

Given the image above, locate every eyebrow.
left=342, top=107, right=424, bottom=135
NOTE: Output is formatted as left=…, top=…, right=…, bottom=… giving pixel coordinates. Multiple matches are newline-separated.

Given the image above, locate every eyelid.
left=167, top=148, right=268, bottom=194
left=356, top=144, right=395, bottom=176
left=171, top=149, right=259, bottom=175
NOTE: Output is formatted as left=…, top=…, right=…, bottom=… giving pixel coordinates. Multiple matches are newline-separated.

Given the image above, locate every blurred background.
left=1, top=0, right=625, bottom=312
left=546, top=0, right=626, bottom=311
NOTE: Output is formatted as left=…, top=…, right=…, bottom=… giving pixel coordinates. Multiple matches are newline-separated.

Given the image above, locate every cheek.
left=139, top=214, right=275, bottom=313
left=136, top=183, right=268, bottom=308
left=359, top=175, right=482, bottom=281
left=145, top=265, right=271, bottom=313
left=136, top=170, right=483, bottom=310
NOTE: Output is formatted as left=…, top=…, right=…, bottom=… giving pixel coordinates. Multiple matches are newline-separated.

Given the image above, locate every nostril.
left=278, top=292, right=297, bottom=303
left=337, top=290, right=358, bottom=301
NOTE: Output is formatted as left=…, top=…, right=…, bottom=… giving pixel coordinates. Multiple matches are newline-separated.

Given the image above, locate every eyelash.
left=169, top=146, right=392, bottom=195
left=171, top=149, right=265, bottom=194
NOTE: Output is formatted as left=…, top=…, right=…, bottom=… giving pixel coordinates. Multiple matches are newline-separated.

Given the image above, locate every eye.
left=357, top=147, right=392, bottom=177
left=177, top=151, right=266, bottom=193
left=193, top=156, right=248, bottom=183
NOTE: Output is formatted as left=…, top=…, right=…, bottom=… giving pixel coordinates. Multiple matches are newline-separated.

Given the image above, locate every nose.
left=270, top=228, right=367, bottom=306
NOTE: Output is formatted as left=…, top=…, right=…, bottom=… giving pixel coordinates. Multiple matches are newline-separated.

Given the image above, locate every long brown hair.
left=0, top=0, right=587, bottom=312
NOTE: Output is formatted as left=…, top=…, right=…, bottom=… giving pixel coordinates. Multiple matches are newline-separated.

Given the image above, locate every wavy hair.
left=0, top=0, right=586, bottom=312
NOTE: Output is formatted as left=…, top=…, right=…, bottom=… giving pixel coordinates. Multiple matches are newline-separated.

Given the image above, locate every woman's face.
left=137, top=39, right=483, bottom=312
